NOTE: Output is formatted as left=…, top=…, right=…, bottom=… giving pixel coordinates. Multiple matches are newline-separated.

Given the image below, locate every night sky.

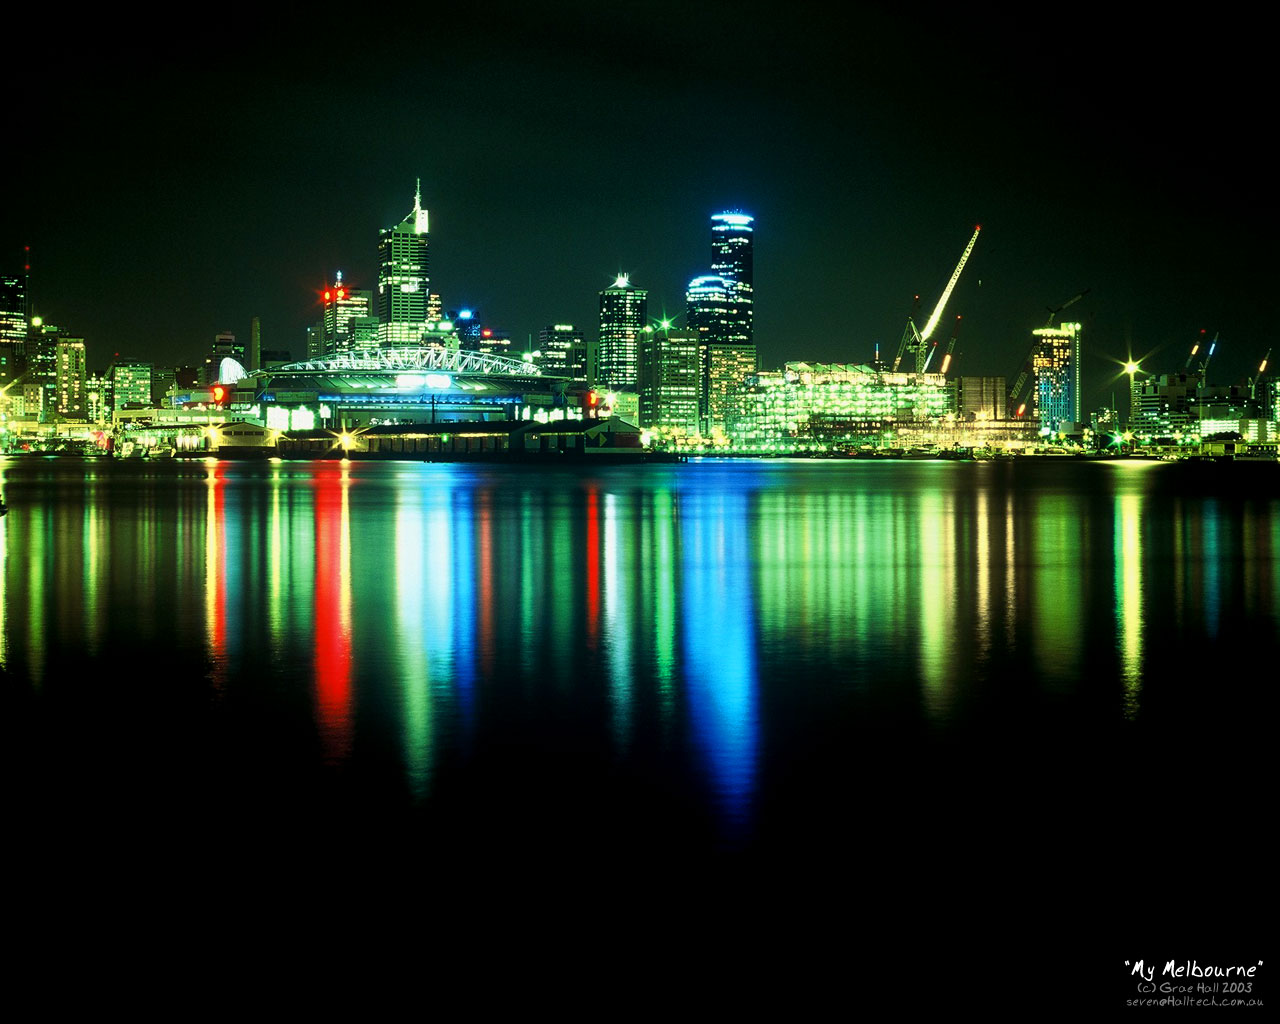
left=4, top=2, right=1269, bottom=412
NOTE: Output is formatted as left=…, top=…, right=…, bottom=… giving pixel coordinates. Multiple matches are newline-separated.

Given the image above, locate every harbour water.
left=2, top=456, right=1273, bottom=907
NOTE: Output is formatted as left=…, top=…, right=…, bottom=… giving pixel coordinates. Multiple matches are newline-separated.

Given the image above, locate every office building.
left=321, top=272, right=374, bottom=355
left=638, top=326, right=700, bottom=433
left=726, top=364, right=953, bottom=450
left=539, top=324, right=588, bottom=381
left=111, top=359, right=153, bottom=409
left=27, top=319, right=62, bottom=419
left=598, top=274, right=647, bottom=392
left=378, top=183, right=431, bottom=347
left=687, top=274, right=756, bottom=434
left=56, top=338, right=87, bottom=419
left=0, top=275, right=25, bottom=349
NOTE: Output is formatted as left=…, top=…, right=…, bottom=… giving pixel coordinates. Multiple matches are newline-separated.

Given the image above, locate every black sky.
left=4, top=1, right=1271, bottom=410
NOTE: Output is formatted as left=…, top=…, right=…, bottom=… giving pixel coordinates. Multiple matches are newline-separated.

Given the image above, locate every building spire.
left=412, top=178, right=429, bottom=234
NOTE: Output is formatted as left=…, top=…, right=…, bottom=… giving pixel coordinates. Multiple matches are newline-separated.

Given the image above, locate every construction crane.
left=1199, top=333, right=1218, bottom=383
left=935, top=315, right=962, bottom=376
left=1006, top=290, right=1090, bottom=417
left=1185, top=329, right=1209, bottom=370
left=1250, top=348, right=1270, bottom=402
left=892, top=226, right=980, bottom=373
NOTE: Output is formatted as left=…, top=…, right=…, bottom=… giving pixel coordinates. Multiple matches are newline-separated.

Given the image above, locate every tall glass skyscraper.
left=688, top=271, right=756, bottom=436
left=598, top=274, right=647, bottom=392
left=378, top=183, right=431, bottom=347
left=710, top=211, right=753, bottom=346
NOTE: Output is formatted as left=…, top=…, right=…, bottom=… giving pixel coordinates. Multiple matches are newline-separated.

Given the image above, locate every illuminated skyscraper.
left=56, top=338, right=87, bottom=419
left=539, top=324, right=588, bottom=380
left=598, top=274, right=647, bottom=392
left=110, top=359, right=153, bottom=410
left=378, top=182, right=431, bottom=347
left=710, top=211, right=753, bottom=346
left=0, top=275, right=25, bottom=402
left=638, top=325, right=700, bottom=434
left=1031, top=321, right=1081, bottom=431
left=687, top=273, right=756, bottom=435
left=321, top=271, right=373, bottom=355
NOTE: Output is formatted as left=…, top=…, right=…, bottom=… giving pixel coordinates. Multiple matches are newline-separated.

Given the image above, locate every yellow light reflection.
left=1116, top=493, right=1143, bottom=717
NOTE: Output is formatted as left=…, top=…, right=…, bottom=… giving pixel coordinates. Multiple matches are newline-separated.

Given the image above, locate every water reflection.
left=681, top=487, right=759, bottom=839
left=1, top=457, right=1277, bottom=852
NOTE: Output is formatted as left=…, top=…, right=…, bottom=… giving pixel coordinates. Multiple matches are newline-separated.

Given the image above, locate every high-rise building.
left=56, top=338, right=87, bottom=419
left=1031, top=321, right=1081, bottom=431
left=28, top=319, right=61, bottom=420
left=598, top=274, right=647, bottom=392
left=321, top=272, right=373, bottom=355
left=539, top=324, right=588, bottom=380
left=111, top=359, right=153, bottom=409
left=638, top=325, right=700, bottom=434
left=378, top=183, right=431, bottom=347
left=687, top=274, right=756, bottom=434
left=0, top=275, right=25, bottom=349
left=710, top=211, right=753, bottom=346
left=0, top=276, right=24, bottom=403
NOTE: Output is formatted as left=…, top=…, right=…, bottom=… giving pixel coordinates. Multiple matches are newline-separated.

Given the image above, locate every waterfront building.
left=598, top=274, right=647, bottom=392
left=378, top=183, right=431, bottom=347
left=181, top=346, right=584, bottom=437
left=56, top=338, right=87, bottom=419
left=638, top=326, right=700, bottom=434
left=321, top=272, right=373, bottom=355
left=111, top=359, right=153, bottom=410
left=539, top=324, right=589, bottom=381
left=1031, top=321, right=1081, bottom=432
left=725, top=363, right=952, bottom=450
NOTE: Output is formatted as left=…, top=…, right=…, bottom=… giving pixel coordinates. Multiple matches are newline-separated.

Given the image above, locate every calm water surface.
left=2, top=456, right=1273, bottom=889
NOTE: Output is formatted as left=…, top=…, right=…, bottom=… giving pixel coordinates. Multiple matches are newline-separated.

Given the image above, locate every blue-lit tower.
left=687, top=270, right=756, bottom=436
left=710, top=211, right=753, bottom=346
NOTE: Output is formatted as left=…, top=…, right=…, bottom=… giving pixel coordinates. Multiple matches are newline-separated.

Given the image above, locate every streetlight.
left=1124, top=360, right=1141, bottom=440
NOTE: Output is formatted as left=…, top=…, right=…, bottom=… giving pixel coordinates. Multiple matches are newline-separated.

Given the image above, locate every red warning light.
left=481, top=328, right=492, bottom=338
left=336, top=289, right=345, bottom=299
left=587, top=391, right=598, bottom=406
left=211, top=384, right=228, bottom=406
left=323, top=290, right=332, bottom=302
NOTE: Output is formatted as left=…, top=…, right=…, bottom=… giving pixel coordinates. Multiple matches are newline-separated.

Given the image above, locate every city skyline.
left=1, top=3, right=1268, bottom=408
